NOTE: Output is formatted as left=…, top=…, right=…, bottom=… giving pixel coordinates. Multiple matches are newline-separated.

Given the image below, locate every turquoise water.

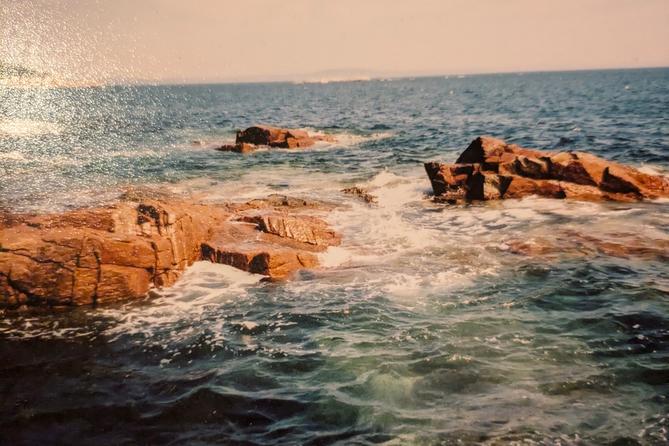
left=1, top=69, right=668, bottom=444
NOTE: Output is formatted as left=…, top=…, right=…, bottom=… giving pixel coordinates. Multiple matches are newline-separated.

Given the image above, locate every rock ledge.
left=0, top=195, right=340, bottom=308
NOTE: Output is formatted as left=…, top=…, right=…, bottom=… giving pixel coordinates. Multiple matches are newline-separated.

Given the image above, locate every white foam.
left=366, top=169, right=404, bottom=188
left=321, top=130, right=394, bottom=147
left=318, top=246, right=356, bottom=268
left=98, top=262, right=264, bottom=343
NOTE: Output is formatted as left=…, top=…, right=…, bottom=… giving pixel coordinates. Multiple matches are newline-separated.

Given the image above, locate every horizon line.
left=102, top=64, right=669, bottom=88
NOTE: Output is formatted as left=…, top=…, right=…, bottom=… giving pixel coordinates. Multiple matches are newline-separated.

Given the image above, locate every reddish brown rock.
left=0, top=199, right=223, bottom=308
left=225, top=194, right=337, bottom=213
left=548, top=152, right=599, bottom=186
left=239, top=213, right=341, bottom=249
left=215, top=142, right=255, bottom=154
left=468, top=171, right=511, bottom=200
left=503, top=177, right=565, bottom=199
left=214, top=126, right=336, bottom=154
left=424, top=162, right=474, bottom=201
left=504, top=231, right=669, bottom=262
left=499, top=155, right=551, bottom=179
left=1, top=194, right=341, bottom=308
left=425, top=136, right=669, bottom=203
left=199, top=215, right=333, bottom=280
left=456, top=136, right=549, bottom=169
left=235, top=125, right=317, bottom=149
left=205, top=206, right=340, bottom=280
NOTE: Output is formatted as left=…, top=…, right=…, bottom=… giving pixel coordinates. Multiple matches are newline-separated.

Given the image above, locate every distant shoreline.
left=2, top=65, right=667, bottom=90
left=115, top=65, right=669, bottom=88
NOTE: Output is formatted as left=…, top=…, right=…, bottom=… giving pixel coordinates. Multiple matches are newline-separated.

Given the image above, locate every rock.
left=424, top=163, right=511, bottom=202
left=456, top=136, right=548, bottom=169
left=1, top=194, right=341, bottom=308
left=468, top=171, right=511, bottom=200
left=215, top=142, right=255, bottom=153
left=499, top=155, right=551, bottom=179
left=235, top=125, right=316, bottom=149
left=239, top=213, right=341, bottom=248
left=202, top=241, right=319, bottom=280
left=0, top=199, right=221, bottom=308
left=227, top=194, right=337, bottom=212
left=503, top=177, right=565, bottom=199
left=548, top=152, right=599, bottom=186
left=341, top=187, right=378, bottom=204
left=199, top=215, right=333, bottom=280
left=424, top=162, right=473, bottom=201
left=426, top=136, right=669, bottom=203
left=213, top=126, right=336, bottom=154
left=504, top=230, right=669, bottom=262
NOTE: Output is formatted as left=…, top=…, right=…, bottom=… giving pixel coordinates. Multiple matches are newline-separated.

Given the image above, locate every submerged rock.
left=216, top=125, right=335, bottom=153
left=503, top=230, right=669, bottom=262
left=425, top=136, right=669, bottom=203
left=0, top=194, right=341, bottom=308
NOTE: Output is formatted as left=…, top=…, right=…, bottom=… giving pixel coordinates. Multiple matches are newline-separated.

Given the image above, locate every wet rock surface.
left=501, top=229, right=669, bottom=262
left=426, top=136, right=669, bottom=203
left=0, top=194, right=340, bottom=308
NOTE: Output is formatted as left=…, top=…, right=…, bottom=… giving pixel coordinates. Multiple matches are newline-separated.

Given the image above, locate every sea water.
left=0, top=69, right=668, bottom=444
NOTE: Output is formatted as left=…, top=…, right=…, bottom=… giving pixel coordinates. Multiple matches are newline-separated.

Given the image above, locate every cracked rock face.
left=425, top=136, right=669, bottom=203
left=0, top=196, right=340, bottom=308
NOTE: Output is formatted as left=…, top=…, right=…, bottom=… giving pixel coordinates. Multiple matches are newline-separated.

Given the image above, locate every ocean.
left=1, top=68, right=668, bottom=444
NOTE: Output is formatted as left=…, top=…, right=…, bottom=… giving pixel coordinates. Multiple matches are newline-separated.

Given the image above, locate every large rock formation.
left=216, top=125, right=335, bottom=153
left=425, top=137, right=669, bottom=203
left=0, top=195, right=341, bottom=308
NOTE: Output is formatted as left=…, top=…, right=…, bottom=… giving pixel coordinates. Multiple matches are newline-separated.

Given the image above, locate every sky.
left=1, top=0, right=669, bottom=84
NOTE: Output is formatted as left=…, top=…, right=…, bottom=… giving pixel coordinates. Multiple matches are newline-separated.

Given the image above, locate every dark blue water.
left=1, top=69, right=668, bottom=445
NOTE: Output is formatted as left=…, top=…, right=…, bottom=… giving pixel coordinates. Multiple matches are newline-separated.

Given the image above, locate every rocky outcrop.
left=425, top=136, right=669, bottom=203
left=215, top=126, right=335, bottom=153
left=236, top=126, right=315, bottom=148
left=0, top=195, right=341, bottom=308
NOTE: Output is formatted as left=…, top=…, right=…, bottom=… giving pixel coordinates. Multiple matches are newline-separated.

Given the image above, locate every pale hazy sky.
left=2, top=0, right=669, bottom=83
